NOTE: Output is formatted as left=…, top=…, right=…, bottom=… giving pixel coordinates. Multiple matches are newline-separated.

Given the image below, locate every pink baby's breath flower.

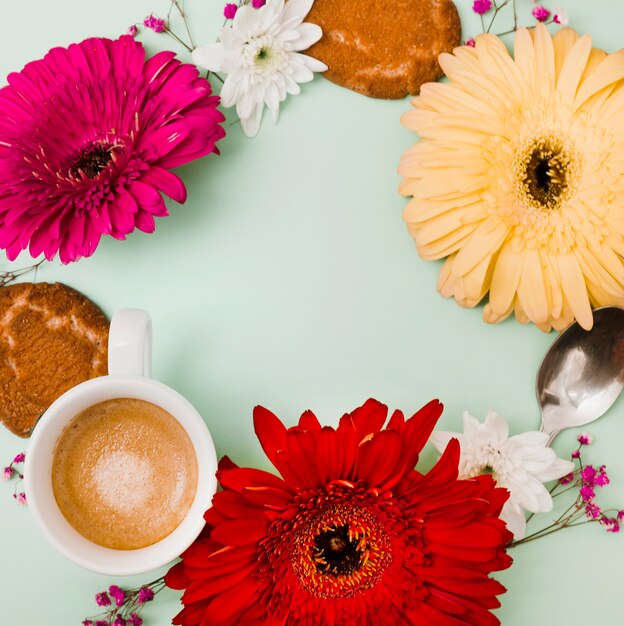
left=580, top=486, right=595, bottom=502
left=12, top=453, right=25, bottom=464
left=600, top=517, right=620, bottom=533
left=252, top=0, right=265, bottom=7
left=472, top=0, right=492, bottom=14
left=559, top=472, right=574, bottom=485
left=582, top=465, right=597, bottom=485
left=223, top=3, right=238, bottom=19
left=595, top=469, right=610, bottom=487
left=14, top=492, right=26, bottom=505
left=465, top=37, right=476, bottom=48
left=2, top=466, right=13, bottom=480
left=109, top=585, right=126, bottom=607
left=585, top=503, right=601, bottom=519
left=82, top=621, right=93, bottom=626
left=95, top=621, right=109, bottom=626
left=618, top=510, right=624, bottom=522
left=137, top=586, right=155, bottom=604
left=578, top=432, right=593, bottom=445
left=571, top=449, right=581, bottom=459
left=95, top=592, right=111, bottom=607
left=126, top=25, right=138, bottom=37
left=127, top=614, right=143, bottom=626
left=532, top=5, right=551, bottom=22
left=553, top=8, right=569, bottom=25
left=112, top=617, right=127, bottom=626
left=143, top=15, right=166, bottom=33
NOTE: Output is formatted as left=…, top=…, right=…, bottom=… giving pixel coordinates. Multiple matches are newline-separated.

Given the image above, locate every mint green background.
left=0, top=1, right=622, bottom=624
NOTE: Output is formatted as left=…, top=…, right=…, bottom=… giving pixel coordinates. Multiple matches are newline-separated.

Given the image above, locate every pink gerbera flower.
left=0, top=36, right=225, bottom=263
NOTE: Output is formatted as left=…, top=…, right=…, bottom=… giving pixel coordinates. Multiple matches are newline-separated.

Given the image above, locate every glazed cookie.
left=0, top=282, right=108, bottom=437
left=306, top=0, right=462, bottom=99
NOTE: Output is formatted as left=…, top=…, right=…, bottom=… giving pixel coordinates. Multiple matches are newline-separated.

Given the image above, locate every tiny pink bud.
left=127, top=614, right=143, bottom=626
left=223, top=3, right=238, bottom=19
left=14, top=492, right=27, bottom=505
left=82, top=620, right=93, bottom=626
left=126, top=25, right=138, bottom=37
left=571, top=450, right=581, bottom=459
left=109, top=585, right=126, bottom=607
left=472, top=0, right=492, bottom=15
left=553, top=9, right=569, bottom=25
left=143, top=15, right=166, bottom=33
left=465, top=38, right=476, bottom=48
left=559, top=472, right=574, bottom=485
left=137, top=586, right=155, bottom=604
left=578, top=432, right=593, bottom=445
left=95, top=592, right=111, bottom=607
left=531, top=5, right=551, bottom=22
left=12, top=453, right=25, bottom=464
left=2, top=466, right=13, bottom=480
left=252, top=0, right=265, bottom=7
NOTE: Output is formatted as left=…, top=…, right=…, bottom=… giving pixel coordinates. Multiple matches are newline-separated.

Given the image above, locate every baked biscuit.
left=0, top=282, right=108, bottom=437
left=306, top=0, right=461, bottom=99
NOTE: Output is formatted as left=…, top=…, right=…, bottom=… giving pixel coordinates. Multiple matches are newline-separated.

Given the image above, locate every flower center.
left=313, top=524, right=363, bottom=577
left=514, top=135, right=579, bottom=211
left=291, top=503, right=392, bottom=599
left=254, top=46, right=273, bottom=65
left=71, top=144, right=117, bottom=179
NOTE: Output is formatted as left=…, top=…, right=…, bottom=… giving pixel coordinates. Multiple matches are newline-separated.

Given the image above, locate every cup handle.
left=108, top=309, right=152, bottom=378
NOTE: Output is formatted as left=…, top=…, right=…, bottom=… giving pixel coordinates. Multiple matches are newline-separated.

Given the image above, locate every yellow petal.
left=556, top=253, right=594, bottom=330
left=517, top=248, right=549, bottom=324
left=574, top=49, right=624, bottom=111
left=489, top=244, right=524, bottom=316
left=555, top=34, right=592, bottom=104
left=533, top=24, right=556, bottom=93
left=553, top=28, right=581, bottom=80
left=451, top=220, right=508, bottom=277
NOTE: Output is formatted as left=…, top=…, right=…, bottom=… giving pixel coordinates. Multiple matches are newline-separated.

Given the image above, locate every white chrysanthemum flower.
left=192, top=0, right=327, bottom=137
left=430, top=410, right=574, bottom=539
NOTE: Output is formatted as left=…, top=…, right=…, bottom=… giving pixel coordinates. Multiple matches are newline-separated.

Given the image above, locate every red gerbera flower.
left=166, top=399, right=513, bottom=626
left=0, top=36, right=225, bottom=263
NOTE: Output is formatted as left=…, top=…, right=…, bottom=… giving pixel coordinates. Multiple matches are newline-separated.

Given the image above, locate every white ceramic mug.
left=24, top=309, right=217, bottom=576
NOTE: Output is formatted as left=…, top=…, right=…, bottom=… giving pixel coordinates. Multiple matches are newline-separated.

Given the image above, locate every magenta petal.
left=135, top=211, right=156, bottom=233
left=140, top=167, right=187, bottom=203
left=129, top=181, right=169, bottom=216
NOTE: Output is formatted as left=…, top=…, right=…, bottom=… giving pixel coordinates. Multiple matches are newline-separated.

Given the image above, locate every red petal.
left=253, top=406, right=288, bottom=469
left=210, top=517, right=268, bottom=546
left=356, top=430, right=403, bottom=486
left=298, top=409, right=321, bottom=431
left=341, top=398, right=388, bottom=439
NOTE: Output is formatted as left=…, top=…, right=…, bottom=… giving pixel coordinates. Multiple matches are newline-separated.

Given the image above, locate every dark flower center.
left=516, top=136, right=577, bottom=211
left=72, top=145, right=116, bottom=179
left=313, top=524, right=362, bottom=576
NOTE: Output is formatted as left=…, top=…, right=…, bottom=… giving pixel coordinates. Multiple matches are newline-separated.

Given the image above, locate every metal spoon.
left=537, top=306, right=624, bottom=445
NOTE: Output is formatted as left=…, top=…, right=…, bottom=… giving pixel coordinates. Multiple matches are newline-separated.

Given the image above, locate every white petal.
left=219, top=75, right=242, bottom=108
left=297, top=52, right=328, bottom=72
left=240, top=102, right=265, bottom=137
left=237, top=91, right=257, bottom=119
left=281, top=0, right=314, bottom=24
left=192, top=43, right=233, bottom=73
left=483, top=410, right=509, bottom=443
left=232, top=5, right=260, bottom=35
left=292, top=23, right=323, bottom=50
left=289, top=61, right=314, bottom=83
left=501, top=500, right=527, bottom=539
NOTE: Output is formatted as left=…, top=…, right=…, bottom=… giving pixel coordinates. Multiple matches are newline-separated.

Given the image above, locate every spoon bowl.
left=537, top=306, right=624, bottom=445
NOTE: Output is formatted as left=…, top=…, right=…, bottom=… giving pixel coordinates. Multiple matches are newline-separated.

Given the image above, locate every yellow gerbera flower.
left=399, top=25, right=624, bottom=332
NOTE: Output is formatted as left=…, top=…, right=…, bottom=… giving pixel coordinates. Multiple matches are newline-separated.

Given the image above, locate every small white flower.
left=192, top=0, right=327, bottom=137
left=553, top=7, right=569, bottom=25
left=429, top=410, right=574, bottom=539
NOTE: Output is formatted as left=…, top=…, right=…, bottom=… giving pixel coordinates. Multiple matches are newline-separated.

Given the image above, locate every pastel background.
left=0, top=1, right=622, bottom=624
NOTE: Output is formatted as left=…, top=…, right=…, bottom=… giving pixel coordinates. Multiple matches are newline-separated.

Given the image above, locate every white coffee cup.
left=24, top=308, right=217, bottom=576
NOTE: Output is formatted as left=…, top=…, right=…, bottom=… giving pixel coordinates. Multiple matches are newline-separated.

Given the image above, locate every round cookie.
left=305, top=0, right=462, bottom=99
left=0, top=282, right=108, bottom=437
